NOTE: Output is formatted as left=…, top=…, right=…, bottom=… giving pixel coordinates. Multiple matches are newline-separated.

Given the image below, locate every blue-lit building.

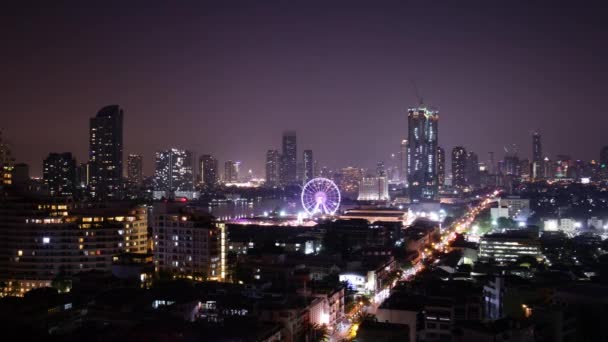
left=407, top=107, right=439, bottom=202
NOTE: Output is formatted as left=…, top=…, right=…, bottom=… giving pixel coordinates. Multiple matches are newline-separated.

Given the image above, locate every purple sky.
left=2, top=1, right=607, bottom=177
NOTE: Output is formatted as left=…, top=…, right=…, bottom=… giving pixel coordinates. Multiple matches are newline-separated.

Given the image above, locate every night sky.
left=2, top=1, right=608, bottom=177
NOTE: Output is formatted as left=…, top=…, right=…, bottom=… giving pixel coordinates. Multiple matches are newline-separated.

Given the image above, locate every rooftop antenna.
left=410, top=79, right=423, bottom=106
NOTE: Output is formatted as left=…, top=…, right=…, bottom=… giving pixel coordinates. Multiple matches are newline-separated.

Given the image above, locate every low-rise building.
left=479, top=231, right=541, bottom=263
left=377, top=281, right=482, bottom=342
left=152, top=202, right=226, bottom=281
left=339, top=256, right=396, bottom=298
left=498, top=196, right=531, bottom=219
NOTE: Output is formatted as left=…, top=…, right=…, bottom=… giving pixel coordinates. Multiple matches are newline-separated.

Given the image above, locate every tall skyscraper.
left=280, top=130, right=297, bottom=185
left=198, top=154, right=218, bottom=188
left=303, top=150, right=314, bottom=184
left=127, top=154, right=143, bottom=186
left=437, top=146, right=445, bottom=187
left=407, top=107, right=439, bottom=201
left=532, top=131, right=543, bottom=179
left=399, top=139, right=408, bottom=183
left=532, top=131, right=542, bottom=163
left=153, top=148, right=194, bottom=198
left=43, top=152, right=76, bottom=197
left=452, top=147, right=467, bottom=188
left=89, top=105, right=123, bottom=200
left=265, top=150, right=280, bottom=186
left=465, top=151, right=480, bottom=188
left=224, top=160, right=239, bottom=183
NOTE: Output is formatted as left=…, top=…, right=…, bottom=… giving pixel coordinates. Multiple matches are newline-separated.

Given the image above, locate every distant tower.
left=437, top=146, right=445, bottom=187
left=224, top=160, right=239, bottom=183
left=452, top=147, right=467, bottom=188
left=600, top=146, right=608, bottom=179
left=199, top=154, right=218, bottom=188
left=89, top=105, right=123, bottom=200
left=532, top=131, right=542, bottom=164
left=303, top=150, right=314, bottom=184
left=127, top=154, right=143, bottom=186
left=532, top=131, right=543, bottom=179
left=43, top=152, right=76, bottom=197
left=376, top=161, right=386, bottom=177
left=399, top=139, right=408, bottom=184
left=503, top=145, right=520, bottom=176
left=265, top=150, right=280, bottom=186
left=407, top=107, right=439, bottom=201
left=280, top=131, right=297, bottom=185
left=154, top=148, right=194, bottom=197
left=601, top=146, right=608, bottom=167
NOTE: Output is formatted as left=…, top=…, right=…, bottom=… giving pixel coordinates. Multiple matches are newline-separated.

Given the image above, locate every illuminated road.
left=420, top=190, right=500, bottom=264
left=331, top=190, right=500, bottom=341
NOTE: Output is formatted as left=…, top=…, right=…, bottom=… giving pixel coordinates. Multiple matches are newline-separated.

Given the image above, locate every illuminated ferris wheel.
left=301, top=177, right=341, bottom=216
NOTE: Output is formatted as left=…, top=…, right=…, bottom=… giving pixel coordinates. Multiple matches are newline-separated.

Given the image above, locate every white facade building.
left=358, top=176, right=389, bottom=201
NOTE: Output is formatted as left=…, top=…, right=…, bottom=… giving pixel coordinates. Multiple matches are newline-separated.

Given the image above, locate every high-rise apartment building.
left=452, top=146, right=467, bottom=188
left=127, top=154, right=143, bottom=186
left=89, top=105, right=123, bottom=200
left=198, top=154, right=218, bottom=188
left=407, top=107, right=439, bottom=201
left=465, top=151, right=480, bottom=188
left=43, top=152, right=76, bottom=197
left=0, top=197, right=147, bottom=295
left=280, top=131, right=297, bottom=185
left=224, top=160, right=239, bottom=183
left=303, top=150, right=314, bottom=184
left=153, top=148, right=194, bottom=199
left=437, top=146, right=445, bottom=187
left=265, top=150, right=280, bottom=186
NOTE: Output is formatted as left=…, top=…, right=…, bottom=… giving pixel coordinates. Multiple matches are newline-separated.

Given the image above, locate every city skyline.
left=1, top=2, right=608, bottom=177
left=2, top=3, right=608, bottom=340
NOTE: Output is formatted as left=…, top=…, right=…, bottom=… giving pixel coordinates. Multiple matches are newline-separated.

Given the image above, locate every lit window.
left=43, top=237, right=50, bottom=244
